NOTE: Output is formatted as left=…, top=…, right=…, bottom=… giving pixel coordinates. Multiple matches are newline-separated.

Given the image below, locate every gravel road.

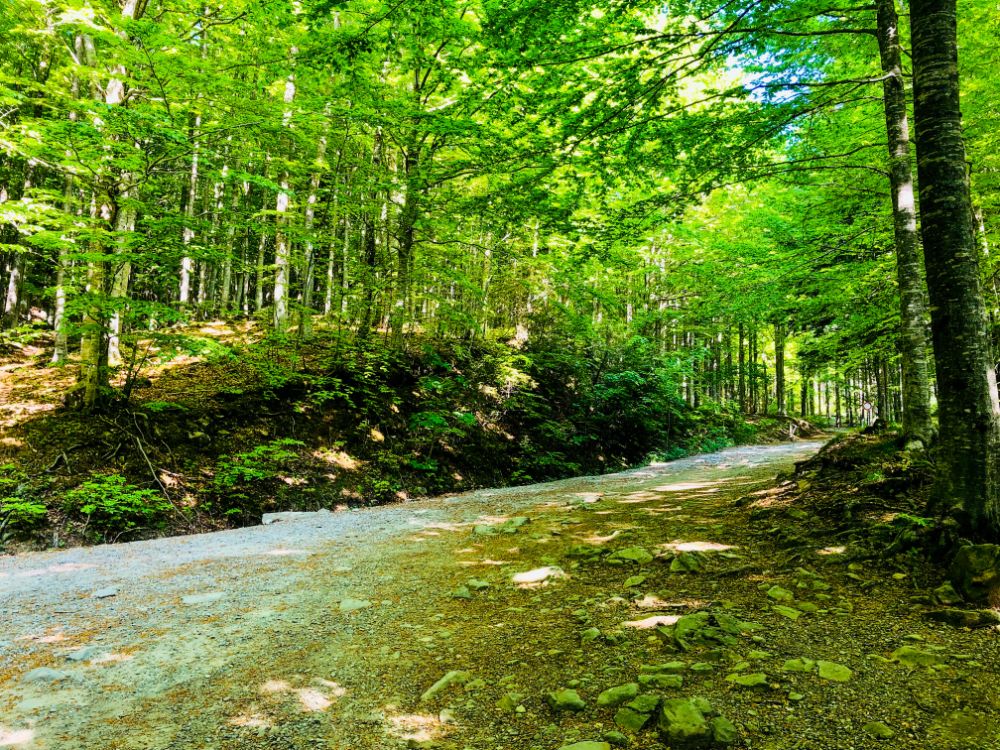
left=0, top=442, right=822, bottom=750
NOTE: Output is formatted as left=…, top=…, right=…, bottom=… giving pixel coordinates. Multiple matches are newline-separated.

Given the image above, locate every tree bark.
left=910, top=0, right=1000, bottom=536
left=774, top=321, right=787, bottom=416
left=876, top=0, right=935, bottom=443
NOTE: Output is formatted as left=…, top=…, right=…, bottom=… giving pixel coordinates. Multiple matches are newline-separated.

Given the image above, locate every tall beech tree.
left=910, top=0, right=1000, bottom=535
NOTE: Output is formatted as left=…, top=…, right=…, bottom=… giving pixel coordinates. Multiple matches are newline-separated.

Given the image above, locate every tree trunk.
left=774, top=321, right=787, bottom=416
left=910, top=0, right=1000, bottom=536
left=876, top=0, right=935, bottom=443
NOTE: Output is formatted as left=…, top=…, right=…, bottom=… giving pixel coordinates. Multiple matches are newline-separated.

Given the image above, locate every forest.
left=1, top=0, right=1000, bottom=748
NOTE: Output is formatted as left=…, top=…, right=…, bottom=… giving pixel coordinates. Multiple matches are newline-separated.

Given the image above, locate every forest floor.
left=3, top=440, right=999, bottom=750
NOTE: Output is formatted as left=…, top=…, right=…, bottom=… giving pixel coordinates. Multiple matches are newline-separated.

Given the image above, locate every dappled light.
left=0, top=728, right=34, bottom=748
left=512, top=566, right=567, bottom=587
left=659, top=541, right=736, bottom=553
left=386, top=712, right=443, bottom=744
left=623, top=614, right=680, bottom=629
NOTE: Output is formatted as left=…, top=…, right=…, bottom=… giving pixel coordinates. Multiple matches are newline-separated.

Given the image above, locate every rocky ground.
left=2, top=441, right=999, bottom=750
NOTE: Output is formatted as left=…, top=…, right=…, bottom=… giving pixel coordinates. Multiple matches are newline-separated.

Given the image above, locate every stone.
left=710, top=716, right=739, bottom=744
left=657, top=698, right=710, bottom=743
left=640, top=662, right=686, bottom=673
left=782, top=658, right=815, bottom=673
left=816, top=661, right=852, bottom=682
left=638, top=673, right=683, bottom=689
left=890, top=646, right=942, bottom=667
left=725, top=672, right=768, bottom=687
left=23, top=668, right=69, bottom=684
left=863, top=721, right=895, bottom=740
left=91, top=587, right=118, bottom=599
left=766, top=585, right=794, bottom=602
left=547, top=688, right=587, bottom=712
left=602, top=731, right=629, bottom=747
left=581, top=627, right=602, bottom=643
left=66, top=646, right=103, bottom=662
left=597, top=683, right=639, bottom=707
left=339, top=598, right=372, bottom=612
left=614, top=694, right=660, bottom=731
left=421, top=670, right=470, bottom=702
left=609, top=547, right=654, bottom=565
left=925, top=608, right=1000, bottom=629
left=497, top=692, right=525, bottom=712
left=949, top=544, right=1000, bottom=601
left=934, top=582, right=963, bottom=606
left=772, top=605, right=802, bottom=620
left=670, top=552, right=702, bottom=573
left=558, top=743, right=611, bottom=750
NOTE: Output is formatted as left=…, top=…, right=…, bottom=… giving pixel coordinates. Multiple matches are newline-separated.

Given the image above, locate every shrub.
left=62, top=474, right=172, bottom=539
left=213, top=438, right=305, bottom=489
left=0, top=497, right=47, bottom=538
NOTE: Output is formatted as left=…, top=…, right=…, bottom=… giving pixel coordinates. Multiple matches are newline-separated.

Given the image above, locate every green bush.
left=214, top=438, right=305, bottom=489
left=0, top=497, right=48, bottom=536
left=62, top=474, right=172, bottom=539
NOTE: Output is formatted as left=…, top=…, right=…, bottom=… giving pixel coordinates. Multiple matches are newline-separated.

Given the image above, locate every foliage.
left=62, top=474, right=172, bottom=540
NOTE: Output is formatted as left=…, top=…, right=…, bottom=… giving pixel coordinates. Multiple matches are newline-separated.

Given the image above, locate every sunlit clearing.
left=229, top=713, right=272, bottom=728
left=617, top=492, right=659, bottom=503
left=296, top=688, right=332, bottom=712
left=92, top=652, right=133, bottom=664
left=652, top=481, right=722, bottom=492
left=260, top=680, right=291, bottom=694
left=580, top=530, right=624, bottom=544
left=512, top=566, right=566, bottom=587
left=387, top=713, right=441, bottom=742
left=459, top=558, right=508, bottom=567
left=0, top=728, right=34, bottom=747
left=314, top=448, right=360, bottom=471
left=818, top=546, right=847, bottom=556
left=624, top=614, right=680, bottom=629
left=660, top=541, right=735, bottom=553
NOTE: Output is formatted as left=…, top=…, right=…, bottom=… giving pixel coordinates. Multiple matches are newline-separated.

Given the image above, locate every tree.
left=910, top=0, right=1000, bottom=537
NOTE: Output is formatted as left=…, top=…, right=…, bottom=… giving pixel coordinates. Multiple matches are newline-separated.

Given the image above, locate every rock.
left=497, top=691, right=525, bottom=711
left=710, top=716, right=739, bottom=744
left=66, top=646, right=103, bottom=662
left=782, top=658, right=815, bottom=673
left=420, top=670, right=470, bottom=702
left=925, top=608, right=1000, bottom=629
left=725, top=672, right=768, bottom=687
left=670, top=552, right=702, bottom=573
left=890, top=646, right=943, bottom=667
left=658, top=698, right=710, bottom=743
left=597, top=683, right=639, bottom=707
left=580, top=627, right=602, bottom=643
left=182, top=592, right=225, bottom=605
left=949, top=544, right=1000, bottom=601
left=23, top=667, right=69, bottom=684
left=816, top=661, right=852, bottom=682
left=339, top=598, right=372, bottom=612
left=766, top=585, right=794, bottom=602
left=614, top=694, right=660, bottom=731
left=547, top=688, right=587, bottom=713
left=772, top=605, right=802, bottom=620
left=934, top=582, right=963, bottom=606
left=558, top=743, right=611, bottom=750
left=609, top=547, right=654, bottom=565
left=638, top=673, right=683, bottom=689
left=91, top=586, right=118, bottom=599
left=640, top=662, right=686, bottom=673
left=602, top=731, right=629, bottom=747
left=863, top=721, right=895, bottom=740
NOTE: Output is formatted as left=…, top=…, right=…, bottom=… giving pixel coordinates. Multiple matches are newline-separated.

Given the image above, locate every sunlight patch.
left=296, top=688, right=332, bottom=712
left=512, top=566, right=567, bottom=587
left=0, top=727, right=34, bottom=747
left=387, top=712, right=441, bottom=742
left=229, top=713, right=272, bottom=728
left=660, top=541, right=736, bottom=553
left=818, top=546, right=847, bottom=556
left=623, top=614, right=680, bottom=629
